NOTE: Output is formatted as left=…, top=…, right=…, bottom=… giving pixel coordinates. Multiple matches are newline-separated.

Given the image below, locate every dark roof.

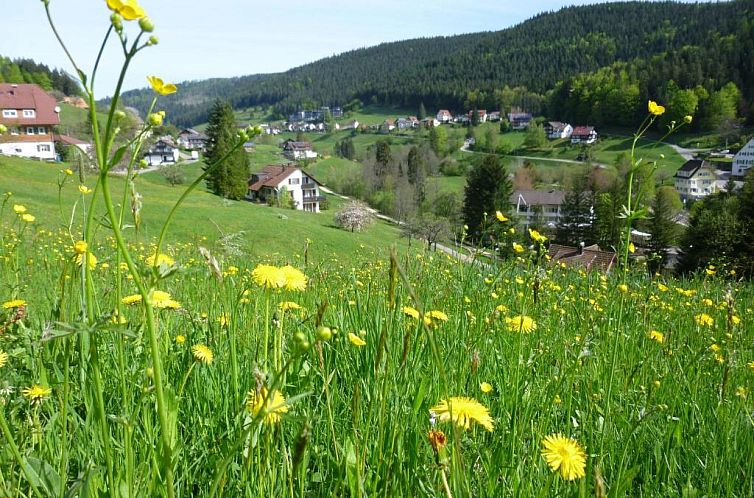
left=511, top=189, right=566, bottom=206
left=676, top=159, right=705, bottom=173
left=283, top=141, right=312, bottom=151
left=0, top=84, right=60, bottom=126
left=548, top=243, right=616, bottom=273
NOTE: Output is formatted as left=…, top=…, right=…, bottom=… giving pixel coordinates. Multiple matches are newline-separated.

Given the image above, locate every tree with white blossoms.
left=334, top=200, right=375, bottom=232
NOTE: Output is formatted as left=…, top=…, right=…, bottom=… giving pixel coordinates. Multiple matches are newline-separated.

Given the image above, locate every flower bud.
left=315, top=326, right=332, bottom=342
left=139, top=16, right=154, bottom=33
left=238, top=131, right=249, bottom=142
left=114, top=110, right=126, bottom=120
left=684, top=115, right=693, bottom=124
left=139, top=159, right=148, bottom=169
left=110, top=13, right=123, bottom=31
left=147, top=35, right=159, bottom=46
left=148, top=112, right=164, bottom=127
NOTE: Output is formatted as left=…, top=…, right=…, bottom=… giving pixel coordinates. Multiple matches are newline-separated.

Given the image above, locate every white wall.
left=733, top=139, right=754, bottom=177
left=0, top=140, right=56, bottom=160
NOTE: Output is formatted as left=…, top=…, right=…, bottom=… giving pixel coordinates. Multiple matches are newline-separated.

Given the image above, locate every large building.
left=247, top=164, right=325, bottom=212
left=732, top=138, right=754, bottom=177
left=0, top=83, right=60, bottom=160
left=510, top=189, right=566, bottom=227
left=674, top=159, right=718, bottom=200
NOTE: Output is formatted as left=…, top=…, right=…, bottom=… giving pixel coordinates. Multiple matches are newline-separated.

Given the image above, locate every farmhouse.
left=570, top=126, right=598, bottom=144
left=507, top=112, right=532, bottom=130
left=468, top=109, right=488, bottom=123
left=436, top=109, right=453, bottom=123
left=247, top=164, right=325, bottom=212
left=674, top=159, right=718, bottom=200
left=282, top=140, right=318, bottom=160
left=732, top=137, right=754, bottom=177
left=144, top=139, right=179, bottom=166
left=548, top=244, right=617, bottom=273
left=0, top=83, right=60, bottom=160
left=510, top=189, right=566, bottom=227
left=176, top=128, right=208, bottom=151
left=544, top=121, right=573, bottom=140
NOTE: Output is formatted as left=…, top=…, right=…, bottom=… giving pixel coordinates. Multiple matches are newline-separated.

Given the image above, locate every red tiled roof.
left=0, top=84, right=60, bottom=126
left=53, top=133, right=88, bottom=146
left=548, top=243, right=616, bottom=273
left=572, top=126, right=595, bottom=135
left=248, top=164, right=322, bottom=191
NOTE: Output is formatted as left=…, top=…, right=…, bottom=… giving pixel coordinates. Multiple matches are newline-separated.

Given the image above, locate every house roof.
left=53, top=133, right=88, bottom=146
left=0, top=84, right=60, bottom=126
left=572, top=126, right=595, bottom=135
left=438, top=109, right=451, bottom=115
left=511, top=189, right=566, bottom=206
left=548, top=243, right=617, bottom=273
left=248, top=164, right=321, bottom=191
left=547, top=121, right=568, bottom=130
left=284, top=141, right=313, bottom=151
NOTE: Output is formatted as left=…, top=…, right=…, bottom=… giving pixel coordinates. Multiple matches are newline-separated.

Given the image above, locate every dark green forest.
left=118, top=0, right=754, bottom=128
left=0, top=56, right=81, bottom=97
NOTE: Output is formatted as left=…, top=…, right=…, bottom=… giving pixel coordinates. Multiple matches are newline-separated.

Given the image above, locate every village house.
left=176, top=128, right=208, bottom=151
left=487, top=111, right=501, bottom=122
left=468, top=109, right=488, bottom=123
left=247, top=164, right=325, bottom=212
left=570, top=126, right=598, bottom=144
left=674, top=159, right=718, bottom=200
left=510, top=189, right=566, bottom=227
left=507, top=112, right=532, bottom=130
left=732, top=137, right=754, bottom=177
left=282, top=140, right=318, bottom=160
left=421, top=117, right=440, bottom=128
left=341, top=119, right=360, bottom=130
left=436, top=109, right=453, bottom=123
left=144, top=138, right=179, bottom=166
left=0, top=83, right=60, bottom=160
left=548, top=243, right=617, bottom=273
left=53, top=133, right=92, bottom=156
left=544, top=121, right=573, bottom=140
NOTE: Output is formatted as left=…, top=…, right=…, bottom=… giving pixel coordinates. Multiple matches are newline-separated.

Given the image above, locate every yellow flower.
left=648, top=330, right=664, bottom=344
left=430, top=396, right=494, bottom=432
left=246, top=387, right=288, bottom=424
left=505, top=315, right=536, bottom=333
left=106, top=0, right=147, bottom=21
left=121, top=294, right=142, bottom=305
left=529, top=229, right=547, bottom=244
left=191, top=344, right=214, bottom=364
left=694, top=313, right=714, bottom=327
left=541, top=433, right=587, bottom=480
left=21, top=213, right=35, bottom=223
left=348, top=332, right=366, bottom=347
left=2, top=299, right=26, bottom=310
left=12, top=204, right=26, bottom=214
left=73, top=240, right=88, bottom=255
left=0, top=350, right=8, bottom=369
left=251, top=264, right=285, bottom=289
left=402, top=306, right=420, bottom=320
left=512, top=242, right=524, bottom=254
left=146, top=253, right=175, bottom=267
left=22, top=385, right=52, bottom=404
left=427, top=430, right=447, bottom=453
left=495, top=211, right=508, bottom=222
left=657, top=283, right=669, bottom=292
left=150, top=290, right=180, bottom=309
left=628, top=242, right=636, bottom=254
left=280, top=265, right=308, bottom=291
left=78, top=185, right=92, bottom=194
left=705, top=266, right=716, bottom=276
left=147, top=76, right=177, bottom=96
left=63, top=168, right=74, bottom=175
left=75, top=252, right=98, bottom=269
left=648, top=100, right=666, bottom=116
left=175, top=335, right=186, bottom=344
left=617, top=284, right=628, bottom=294
left=279, top=301, right=302, bottom=312
left=736, top=386, right=748, bottom=399
left=480, top=382, right=493, bottom=393
left=683, top=115, right=693, bottom=124
left=426, top=310, right=448, bottom=322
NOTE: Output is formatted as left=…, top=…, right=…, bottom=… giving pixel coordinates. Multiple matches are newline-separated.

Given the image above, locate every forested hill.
left=0, top=56, right=81, bottom=97
left=119, top=0, right=754, bottom=127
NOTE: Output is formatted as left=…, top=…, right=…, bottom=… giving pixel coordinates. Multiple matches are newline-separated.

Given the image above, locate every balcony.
left=303, top=195, right=327, bottom=203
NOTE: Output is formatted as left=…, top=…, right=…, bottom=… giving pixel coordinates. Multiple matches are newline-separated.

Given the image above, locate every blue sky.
left=5, top=0, right=699, bottom=96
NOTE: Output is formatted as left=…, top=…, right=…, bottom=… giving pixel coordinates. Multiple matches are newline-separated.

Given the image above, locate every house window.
left=37, top=144, right=51, bottom=152
left=26, top=127, right=36, bottom=135
left=37, top=127, right=46, bottom=134
left=23, top=109, right=35, bottom=118
left=289, top=178, right=300, bottom=185
left=2, top=109, right=17, bottom=118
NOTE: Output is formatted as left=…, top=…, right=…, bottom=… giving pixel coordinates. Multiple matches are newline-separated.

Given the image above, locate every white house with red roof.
left=570, top=126, right=598, bottom=144
left=436, top=110, right=453, bottom=123
left=0, top=83, right=60, bottom=160
left=247, top=164, right=324, bottom=212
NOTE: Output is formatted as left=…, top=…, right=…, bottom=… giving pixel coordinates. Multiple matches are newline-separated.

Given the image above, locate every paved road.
left=460, top=142, right=609, bottom=168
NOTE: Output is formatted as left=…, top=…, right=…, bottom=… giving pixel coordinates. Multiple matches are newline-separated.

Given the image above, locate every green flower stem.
left=0, top=407, right=44, bottom=498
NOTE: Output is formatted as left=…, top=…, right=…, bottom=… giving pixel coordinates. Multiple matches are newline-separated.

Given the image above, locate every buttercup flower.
left=648, top=100, right=666, bottom=116
left=12, top=204, right=26, bottom=214
left=348, top=332, right=366, bottom=347
left=246, top=387, right=288, bottom=424
left=430, top=397, right=494, bottom=432
left=480, top=382, right=493, bottom=393
left=106, top=0, right=146, bottom=21
left=191, top=344, right=214, bottom=364
left=495, top=211, right=508, bottom=222
left=21, top=213, right=35, bottom=223
left=147, top=76, right=177, bottom=96
left=75, top=252, right=98, bottom=269
left=512, top=242, right=525, bottom=254
left=78, top=185, right=92, bottom=194
left=529, top=229, right=547, bottom=244
left=541, top=433, right=587, bottom=480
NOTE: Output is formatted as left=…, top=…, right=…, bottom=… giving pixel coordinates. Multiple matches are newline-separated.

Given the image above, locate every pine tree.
left=556, top=170, right=594, bottom=246
left=463, top=154, right=512, bottom=240
left=418, top=102, right=427, bottom=120
left=429, top=125, right=447, bottom=157
left=648, top=186, right=682, bottom=259
left=204, top=100, right=249, bottom=199
left=407, top=145, right=427, bottom=204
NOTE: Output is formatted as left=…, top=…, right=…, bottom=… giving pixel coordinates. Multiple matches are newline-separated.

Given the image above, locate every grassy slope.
left=0, top=156, right=409, bottom=263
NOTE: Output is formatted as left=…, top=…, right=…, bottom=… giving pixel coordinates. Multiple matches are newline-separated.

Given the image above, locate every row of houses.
left=544, top=121, right=599, bottom=144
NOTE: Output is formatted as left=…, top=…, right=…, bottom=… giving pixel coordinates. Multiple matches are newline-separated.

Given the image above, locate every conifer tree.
left=204, top=100, right=249, bottom=199
left=463, top=154, right=512, bottom=240
left=556, top=169, right=594, bottom=246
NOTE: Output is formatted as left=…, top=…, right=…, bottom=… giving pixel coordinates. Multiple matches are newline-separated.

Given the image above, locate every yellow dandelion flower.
left=402, top=306, right=420, bottom=320
left=430, top=396, right=494, bottom=432
left=648, top=331, right=664, bottom=344
left=512, top=242, right=525, bottom=254
left=75, top=252, right=98, bottom=269
left=695, top=313, right=714, bottom=327
left=121, top=294, right=142, bottom=305
left=617, top=284, right=628, bottom=294
left=348, top=332, right=366, bottom=347
left=505, top=315, right=536, bottom=333
left=146, top=253, right=175, bottom=267
left=251, top=264, right=285, bottom=289
left=146, top=76, right=177, bottom=96
left=12, top=204, right=27, bottom=214
left=541, top=433, right=587, bottom=480
left=191, top=344, right=214, bottom=364
left=426, top=310, right=448, bottom=322
left=279, top=301, right=302, bottom=311
left=480, top=382, right=493, bottom=393
left=246, top=387, right=288, bottom=424
left=73, top=240, right=88, bottom=255
left=21, top=213, right=35, bottom=223
left=22, top=385, right=52, bottom=404
left=175, top=335, right=186, bottom=344
left=280, top=265, right=307, bottom=291
left=648, top=100, right=666, bottom=116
